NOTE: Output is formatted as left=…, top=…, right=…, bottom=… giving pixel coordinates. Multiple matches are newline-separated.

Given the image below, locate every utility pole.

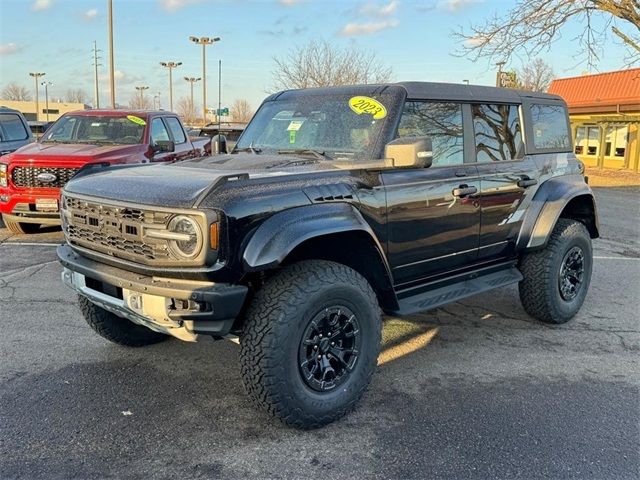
left=93, top=40, right=102, bottom=109
left=108, top=0, right=116, bottom=108
left=41, top=81, right=52, bottom=122
left=184, top=77, right=201, bottom=122
left=218, top=59, right=222, bottom=135
left=134, top=86, right=149, bottom=108
left=29, top=72, right=45, bottom=122
left=495, top=61, right=506, bottom=87
left=160, top=61, right=181, bottom=112
left=188, top=36, right=221, bottom=124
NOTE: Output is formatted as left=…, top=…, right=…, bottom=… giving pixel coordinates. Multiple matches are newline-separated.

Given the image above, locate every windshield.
left=41, top=115, right=146, bottom=145
left=235, top=93, right=395, bottom=160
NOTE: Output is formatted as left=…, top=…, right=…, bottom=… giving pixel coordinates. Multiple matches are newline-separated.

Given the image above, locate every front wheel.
left=240, top=260, right=382, bottom=429
left=519, top=218, right=593, bottom=324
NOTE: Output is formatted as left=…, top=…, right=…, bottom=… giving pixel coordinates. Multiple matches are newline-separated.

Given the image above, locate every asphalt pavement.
left=1, top=187, right=638, bottom=479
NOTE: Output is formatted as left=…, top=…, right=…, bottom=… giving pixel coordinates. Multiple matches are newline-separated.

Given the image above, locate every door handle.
left=452, top=185, right=478, bottom=197
left=454, top=169, right=467, bottom=177
left=517, top=177, right=538, bottom=188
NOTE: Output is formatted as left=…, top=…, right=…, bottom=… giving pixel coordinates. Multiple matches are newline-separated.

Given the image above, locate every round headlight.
left=168, top=215, right=202, bottom=259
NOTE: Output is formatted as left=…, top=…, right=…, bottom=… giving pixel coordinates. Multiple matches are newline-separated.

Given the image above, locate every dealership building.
left=548, top=68, right=639, bottom=172
left=0, top=99, right=88, bottom=122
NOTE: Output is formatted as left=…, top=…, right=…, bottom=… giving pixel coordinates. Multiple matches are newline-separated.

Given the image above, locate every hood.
left=8, top=142, right=146, bottom=165
left=63, top=152, right=340, bottom=208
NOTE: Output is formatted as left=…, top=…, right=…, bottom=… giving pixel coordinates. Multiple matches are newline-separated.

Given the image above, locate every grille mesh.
left=12, top=166, right=80, bottom=188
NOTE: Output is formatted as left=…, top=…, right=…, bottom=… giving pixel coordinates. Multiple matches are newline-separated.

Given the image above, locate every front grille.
left=12, top=166, right=80, bottom=188
left=62, top=195, right=173, bottom=264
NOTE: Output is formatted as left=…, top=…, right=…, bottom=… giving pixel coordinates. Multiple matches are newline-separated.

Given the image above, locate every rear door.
left=164, top=116, right=195, bottom=160
left=471, top=103, right=540, bottom=260
left=149, top=117, right=176, bottom=162
left=382, top=100, right=481, bottom=287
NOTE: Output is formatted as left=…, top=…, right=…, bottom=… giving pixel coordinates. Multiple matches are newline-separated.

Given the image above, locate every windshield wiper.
left=266, top=158, right=320, bottom=169
left=277, top=148, right=332, bottom=160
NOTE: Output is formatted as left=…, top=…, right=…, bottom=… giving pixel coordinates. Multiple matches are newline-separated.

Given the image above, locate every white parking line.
left=594, top=256, right=640, bottom=260
left=0, top=242, right=61, bottom=247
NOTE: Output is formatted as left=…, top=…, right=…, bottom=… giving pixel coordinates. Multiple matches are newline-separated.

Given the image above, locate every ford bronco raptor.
left=57, top=83, right=598, bottom=428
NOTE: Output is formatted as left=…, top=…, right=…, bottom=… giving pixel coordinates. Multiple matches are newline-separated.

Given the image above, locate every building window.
left=397, top=101, right=464, bottom=166
left=472, top=104, right=524, bottom=162
left=42, top=109, right=59, bottom=115
left=605, top=125, right=628, bottom=158
left=530, top=104, right=571, bottom=150
left=575, top=125, right=600, bottom=156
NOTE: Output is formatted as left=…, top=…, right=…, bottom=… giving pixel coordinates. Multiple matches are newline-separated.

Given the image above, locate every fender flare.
left=516, top=173, right=599, bottom=251
left=242, top=202, right=390, bottom=273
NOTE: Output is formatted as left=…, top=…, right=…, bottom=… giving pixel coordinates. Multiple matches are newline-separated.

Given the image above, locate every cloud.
left=31, top=0, right=52, bottom=11
left=83, top=8, right=98, bottom=21
left=340, top=19, right=398, bottom=36
left=359, top=0, right=399, bottom=17
left=278, top=0, right=303, bottom=5
left=464, top=36, right=485, bottom=47
left=437, top=0, right=481, bottom=11
left=158, top=0, right=203, bottom=11
left=0, top=43, right=23, bottom=55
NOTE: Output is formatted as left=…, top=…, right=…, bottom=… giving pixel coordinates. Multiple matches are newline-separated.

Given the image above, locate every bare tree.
left=65, top=88, right=88, bottom=104
left=128, top=93, right=152, bottom=110
left=516, top=58, right=555, bottom=92
left=271, top=39, right=392, bottom=91
left=230, top=98, right=253, bottom=123
left=175, top=96, right=195, bottom=124
left=1, top=82, right=32, bottom=101
left=454, top=0, right=640, bottom=67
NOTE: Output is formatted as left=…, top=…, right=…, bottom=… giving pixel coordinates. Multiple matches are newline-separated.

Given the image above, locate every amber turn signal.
left=210, top=222, right=219, bottom=250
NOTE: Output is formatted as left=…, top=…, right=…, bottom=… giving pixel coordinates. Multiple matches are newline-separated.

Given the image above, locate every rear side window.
left=165, top=117, right=186, bottom=144
left=530, top=104, right=571, bottom=150
left=0, top=113, right=29, bottom=141
left=397, top=101, right=464, bottom=166
left=472, top=104, right=524, bottom=162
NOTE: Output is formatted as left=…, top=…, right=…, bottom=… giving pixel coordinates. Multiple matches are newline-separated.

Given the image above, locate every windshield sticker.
left=91, top=122, right=101, bottom=127
left=349, top=96, right=387, bottom=120
left=126, top=115, right=147, bottom=126
left=289, top=130, right=296, bottom=144
left=287, top=120, right=304, bottom=131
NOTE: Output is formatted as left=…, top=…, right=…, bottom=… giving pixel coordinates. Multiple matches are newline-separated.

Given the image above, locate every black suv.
left=57, top=83, right=598, bottom=428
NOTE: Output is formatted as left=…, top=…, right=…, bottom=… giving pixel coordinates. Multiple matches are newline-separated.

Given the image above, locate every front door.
left=382, top=101, right=481, bottom=287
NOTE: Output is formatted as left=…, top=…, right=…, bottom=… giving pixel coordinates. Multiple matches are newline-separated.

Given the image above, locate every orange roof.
left=548, top=68, right=640, bottom=108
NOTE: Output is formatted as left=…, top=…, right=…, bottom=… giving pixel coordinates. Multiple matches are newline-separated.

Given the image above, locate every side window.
left=530, top=104, right=571, bottom=150
left=165, top=117, right=186, bottom=144
left=0, top=114, right=29, bottom=141
left=472, top=104, right=523, bottom=162
left=397, top=102, right=464, bottom=166
left=150, top=118, right=170, bottom=144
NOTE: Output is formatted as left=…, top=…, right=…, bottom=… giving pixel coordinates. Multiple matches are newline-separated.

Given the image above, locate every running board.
left=395, top=267, right=523, bottom=316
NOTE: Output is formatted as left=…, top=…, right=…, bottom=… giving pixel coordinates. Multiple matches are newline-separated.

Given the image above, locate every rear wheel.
left=78, top=296, right=169, bottom=347
left=519, top=219, right=593, bottom=324
left=240, top=260, right=382, bottom=429
left=4, top=219, right=41, bottom=234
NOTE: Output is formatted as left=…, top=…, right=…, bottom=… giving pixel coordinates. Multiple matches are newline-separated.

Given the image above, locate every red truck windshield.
left=41, top=115, right=146, bottom=145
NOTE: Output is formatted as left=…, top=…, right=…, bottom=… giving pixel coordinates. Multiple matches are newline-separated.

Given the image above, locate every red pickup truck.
left=0, top=110, right=210, bottom=233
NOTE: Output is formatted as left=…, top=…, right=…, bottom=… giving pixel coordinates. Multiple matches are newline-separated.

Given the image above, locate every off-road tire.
left=78, top=296, right=169, bottom=347
left=4, top=219, right=41, bottom=234
left=519, top=219, right=592, bottom=324
left=240, top=260, right=382, bottom=429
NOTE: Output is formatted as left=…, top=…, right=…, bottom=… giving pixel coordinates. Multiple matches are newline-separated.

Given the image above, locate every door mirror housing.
left=384, top=136, right=433, bottom=168
left=152, top=140, right=175, bottom=154
left=213, top=134, right=227, bottom=154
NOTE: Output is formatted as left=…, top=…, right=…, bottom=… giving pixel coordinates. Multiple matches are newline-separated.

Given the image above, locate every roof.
left=271, top=81, right=563, bottom=104
left=65, top=109, right=169, bottom=117
left=548, top=68, right=640, bottom=108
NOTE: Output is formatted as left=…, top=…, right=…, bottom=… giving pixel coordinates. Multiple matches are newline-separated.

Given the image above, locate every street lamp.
left=160, top=61, right=181, bottom=112
left=153, top=92, right=161, bottom=109
left=184, top=77, right=201, bottom=122
left=41, top=81, right=53, bottom=122
left=134, top=85, right=149, bottom=109
left=29, top=72, right=45, bottom=122
left=189, top=36, right=221, bottom=124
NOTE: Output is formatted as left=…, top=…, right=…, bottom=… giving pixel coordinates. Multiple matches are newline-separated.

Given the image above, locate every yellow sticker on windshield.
left=349, top=96, right=387, bottom=120
left=126, top=115, right=147, bottom=126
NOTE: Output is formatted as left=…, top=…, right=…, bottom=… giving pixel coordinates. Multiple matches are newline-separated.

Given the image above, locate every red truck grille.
left=11, top=166, right=80, bottom=188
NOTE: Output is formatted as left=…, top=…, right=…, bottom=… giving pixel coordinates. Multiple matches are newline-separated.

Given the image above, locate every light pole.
left=41, top=81, right=53, bottom=122
left=134, top=86, right=149, bottom=109
left=153, top=93, right=161, bottom=109
left=160, top=61, right=181, bottom=112
left=108, top=0, right=115, bottom=108
left=184, top=77, right=201, bottom=122
left=29, top=72, right=45, bottom=121
left=188, top=36, right=221, bottom=124
left=495, top=61, right=506, bottom=87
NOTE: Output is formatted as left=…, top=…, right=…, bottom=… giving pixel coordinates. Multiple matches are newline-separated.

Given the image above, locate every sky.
left=0, top=0, right=634, bottom=113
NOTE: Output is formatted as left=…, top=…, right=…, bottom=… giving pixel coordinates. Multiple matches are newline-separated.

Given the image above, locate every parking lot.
left=1, top=187, right=638, bottom=479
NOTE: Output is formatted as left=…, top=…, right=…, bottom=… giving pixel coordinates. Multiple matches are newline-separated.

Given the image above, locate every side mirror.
left=384, top=136, right=433, bottom=168
left=213, top=134, right=227, bottom=154
left=152, top=140, right=175, bottom=154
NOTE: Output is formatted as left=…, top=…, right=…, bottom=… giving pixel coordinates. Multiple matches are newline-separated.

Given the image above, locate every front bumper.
left=58, top=244, right=248, bottom=341
left=0, top=190, right=62, bottom=225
